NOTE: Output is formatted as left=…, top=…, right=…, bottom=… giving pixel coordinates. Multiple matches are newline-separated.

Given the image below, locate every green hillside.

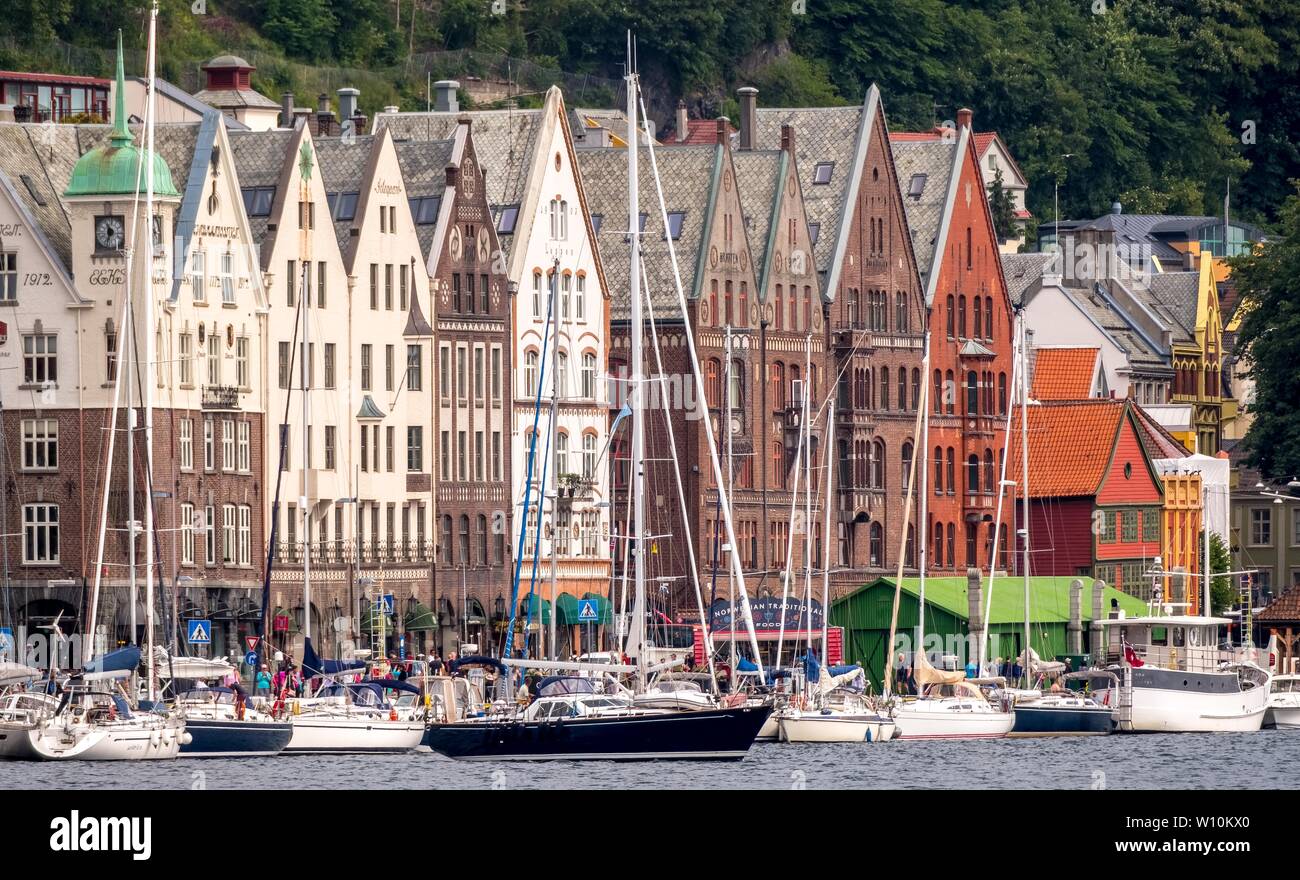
left=1, top=0, right=1295, bottom=228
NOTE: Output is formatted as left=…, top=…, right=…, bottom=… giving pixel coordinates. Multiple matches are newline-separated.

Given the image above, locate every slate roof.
left=393, top=139, right=454, bottom=258
left=1031, top=347, right=1099, bottom=400
left=889, top=137, right=956, bottom=284
left=193, top=87, right=281, bottom=110
left=752, top=105, right=862, bottom=277
left=0, top=121, right=200, bottom=273
left=315, top=133, right=375, bottom=254
left=731, top=149, right=783, bottom=298
left=1001, top=252, right=1059, bottom=306
left=576, top=144, right=717, bottom=321
left=1143, top=271, right=1200, bottom=342
left=226, top=127, right=295, bottom=242
left=1062, top=286, right=1168, bottom=370
left=1008, top=399, right=1132, bottom=497
left=132, top=76, right=249, bottom=130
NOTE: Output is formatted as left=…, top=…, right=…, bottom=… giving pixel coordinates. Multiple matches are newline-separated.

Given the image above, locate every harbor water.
left=6, top=730, right=1295, bottom=789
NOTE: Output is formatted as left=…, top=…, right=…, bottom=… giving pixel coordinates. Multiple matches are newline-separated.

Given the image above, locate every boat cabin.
left=1101, top=616, right=1229, bottom=673
left=522, top=676, right=633, bottom=721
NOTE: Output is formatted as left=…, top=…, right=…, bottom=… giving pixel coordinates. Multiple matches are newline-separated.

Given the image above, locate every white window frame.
left=237, top=505, right=251, bottom=567
left=22, top=503, right=59, bottom=564
left=180, top=502, right=195, bottom=565
left=221, top=419, right=235, bottom=473
left=21, top=418, right=57, bottom=472
left=179, top=418, right=193, bottom=471
left=237, top=420, right=250, bottom=473
left=203, top=419, right=215, bottom=471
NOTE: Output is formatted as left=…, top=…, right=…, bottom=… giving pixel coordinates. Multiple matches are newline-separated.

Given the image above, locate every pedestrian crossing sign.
left=577, top=599, right=598, bottom=622
left=187, top=619, right=211, bottom=644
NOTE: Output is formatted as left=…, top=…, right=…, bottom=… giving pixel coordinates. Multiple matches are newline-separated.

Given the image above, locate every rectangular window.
left=1121, top=509, right=1138, bottom=543
left=385, top=264, right=393, bottom=310
left=408, top=345, right=422, bottom=391
left=238, top=505, right=251, bottom=567
left=385, top=344, right=395, bottom=392
left=221, top=419, right=235, bottom=472
left=179, top=419, right=193, bottom=471
left=222, top=504, right=236, bottom=564
left=399, top=264, right=408, bottom=312
left=492, top=431, right=501, bottom=482
left=439, top=345, right=451, bottom=402
left=407, top=426, right=423, bottom=472
left=21, top=419, right=57, bottom=471
left=456, top=347, right=466, bottom=403
left=0, top=252, right=16, bottom=301
left=105, top=326, right=118, bottom=382
left=203, top=419, right=215, bottom=471
left=22, top=334, right=56, bottom=385
left=317, top=260, right=326, bottom=308
left=361, top=344, right=372, bottom=390
left=324, top=425, right=336, bottom=470
left=1142, top=508, right=1160, bottom=543
left=1251, top=508, right=1273, bottom=546
left=207, top=337, right=220, bottom=386
left=221, top=252, right=234, bottom=303
left=474, top=431, right=483, bottom=481
left=324, top=343, right=336, bottom=389
left=491, top=347, right=501, bottom=405
left=236, top=336, right=250, bottom=388
left=457, top=430, right=467, bottom=481
left=278, top=341, right=290, bottom=389
left=23, top=503, right=59, bottom=564
left=179, top=333, right=193, bottom=385
left=385, top=425, right=395, bottom=472
left=1101, top=509, right=1117, bottom=543
left=472, top=346, right=482, bottom=404
left=369, top=263, right=378, bottom=310
left=440, top=430, right=450, bottom=480
left=180, top=503, right=195, bottom=565
left=360, top=425, right=369, bottom=473
left=237, top=421, right=250, bottom=473
left=576, top=274, right=586, bottom=321
left=191, top=251, right=206, bottom=301
left=286, top=259, right=295, bottom=307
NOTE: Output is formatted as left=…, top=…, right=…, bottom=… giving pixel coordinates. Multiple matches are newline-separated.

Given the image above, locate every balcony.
left=202, top=384, right=242, bottom=411
left=274, top=539, right=435, bottom=567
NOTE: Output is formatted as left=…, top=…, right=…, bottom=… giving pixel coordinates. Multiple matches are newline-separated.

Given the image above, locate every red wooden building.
left=891, top=109, right=1015, bottom=575
left=1008, top=398, right=1164, bottom=596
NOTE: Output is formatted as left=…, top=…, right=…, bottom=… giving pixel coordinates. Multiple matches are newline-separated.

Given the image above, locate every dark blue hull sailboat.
left=180, top=718, right=294, bottom=757
left=425, top=703, right=772, bottom=762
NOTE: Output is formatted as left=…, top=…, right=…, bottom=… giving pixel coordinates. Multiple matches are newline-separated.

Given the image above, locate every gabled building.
left=891, top=109, right=1016, bottom=578
left=1008, top=399, right=1167, bottom=600
left=1030, top=346, right=1108, bottom=400
left=753, top=85, right=927, bottom=595
left=376, top=86, right=612, bottom=654
left=0, top=44, right=267, bottom=658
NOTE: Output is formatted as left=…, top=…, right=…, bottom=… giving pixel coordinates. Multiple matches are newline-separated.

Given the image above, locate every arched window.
left=896, top=291, right=908, bottom=333
left=998, top=372, right=1007, bottom=415
left=897, top=368, right=907, bottom=412
left=933, top=522, right=944, bottom=568
left=838, top=438, right=852, bottom=487
left=946, top=295, right=955, bottom=338
left=771, top=362, right=785, bottom=410
left=582, top=433, right=596, bottom=479
left=912, top=368, right=921, bottom=410
left=984, top=448, right=994, bottom=494
left=709, top=280, right=719, bottom=326
left=934, top=445, right=944, bottom=494
left=724, top=280, right=734, bottom=325
left=556, top=432, right=569, bottom=475
left=966, top=370, right=979, bottom=415
left=958, top=295, right=967, bottom=338
left=869, top=522, right=883, bottom=567
left=524, top=350, right=539, bottom=397
left=985, top=297, right=994, bottom=340
left=476, top=514, right=488, bottom=565
left=738, top=282, right=749, bottom=328
left=905, top=524, right=916, bottom=568
left=706, top=358, right=721, bottom=407
left=973, top=296, right=983, bottom=340
left=581, top=352, right=597, bottom=399
left=946, top=523, right=955, bottom=568
left=556, top=351, right=569, bottom=398
left=933, top=370, right=943, bottom=414
left=879, top=367, right=890, bottom=411
left=967, top=454, right=980, bottom=496
left=729, top=359, right=744, bottom=410
left=946, top=447, right=955, bottom=494
left=440, top=514, right=453, bottom=564
left=458, top=514, right=470, bottom=564
left=944, top=370, right=955, bottom=414
left=871, top=439, right=885, bottom=490
left=901, top=441, right=914, bottom=493
left=775, top=284, right=784, bottom=330
left=773, top=441, right=786, bottom=489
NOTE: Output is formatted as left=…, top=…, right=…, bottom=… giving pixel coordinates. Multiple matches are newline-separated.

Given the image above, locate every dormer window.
left=408, top=196, right=440, bottom=225
left=497, top=204, right=519, bottom=235
left=241, top=187, right=275, bottom=217
left=665, top=211, right=685, bottom=240
left=812, top=163, right=834, bottom=185
left=327, top=192, right=358, bottom=221
left=908, top=173, right=927, bottom=200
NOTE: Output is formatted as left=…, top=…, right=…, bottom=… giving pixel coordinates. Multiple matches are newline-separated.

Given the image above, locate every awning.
left=555, top=593, right=581, bottom=625
left=404, top=601, right=437, bottom=632
left=518, top=595, right=551, bottom=627
left=359, top=604, right=394, bottom=634
left=582, top=592, right=613, bottom=625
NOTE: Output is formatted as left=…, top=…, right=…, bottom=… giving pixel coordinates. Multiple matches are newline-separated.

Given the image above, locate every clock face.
left=476, top=227, right=490, bottom=263
left=96, top=215, right=125, bottom=251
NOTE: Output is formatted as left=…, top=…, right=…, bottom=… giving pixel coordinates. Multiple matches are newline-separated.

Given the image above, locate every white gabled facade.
left=506, top=89, right=612, bottom=649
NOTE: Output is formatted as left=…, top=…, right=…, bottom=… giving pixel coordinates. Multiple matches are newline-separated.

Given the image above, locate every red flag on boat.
left=1123, top=640, right=1145, bottom=668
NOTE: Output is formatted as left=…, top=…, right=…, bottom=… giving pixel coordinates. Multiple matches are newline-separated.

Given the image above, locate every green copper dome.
left=64, top=32, right=179, bottom=199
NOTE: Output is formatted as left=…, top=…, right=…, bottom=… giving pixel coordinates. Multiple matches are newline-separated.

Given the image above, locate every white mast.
left=142, top=0, right=159, bottom=702
left=299, top=143, right=313, bottom=657
left=626, top=36, right=648, bottom=691
left=1019, top=312, right=1031, bottom=686
left=724, top=326, right=735, bottom=669
left=820, top=397, right=834, bottom=661
left=549, top=259, right=560, bottom=661
left=917, top=330, right=931, bottom=666
left=801, top=335, right=812, bottom=661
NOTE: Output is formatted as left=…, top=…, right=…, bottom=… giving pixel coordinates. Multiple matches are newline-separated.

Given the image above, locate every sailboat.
left=887, top=331, right=1015, bottom=741
left=423, top=37, right=771, bottom=761
left=23, top=18, right=188, bottom=761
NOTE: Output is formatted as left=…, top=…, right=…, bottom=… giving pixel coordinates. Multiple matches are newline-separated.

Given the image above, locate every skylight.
left=908, top=173, right=927, bottom=200
left=813, top=162, right=834, bottom=185
left=497, top=204, right=520, bottom=234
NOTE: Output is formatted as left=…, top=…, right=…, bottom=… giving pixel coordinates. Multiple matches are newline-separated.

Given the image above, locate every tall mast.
left=820, top=397, right=834, bottom=662
left=1019, top=313, right=1030, bottom=686
left=802, top=335, right=812, bottom=658
left=142, top=0, right=159, bottom=702
left=917, top=330, right=931, bottom=665
left=549, top=258, right=559, bottom=660
left=724, top=326, right=735, bottom=669
left=626, top=35, right=647, bottom=691
left=299, top=139, right=313, bottom=654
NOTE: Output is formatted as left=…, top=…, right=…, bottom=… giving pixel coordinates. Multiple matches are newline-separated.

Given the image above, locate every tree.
left=987, top=167, right=1017, bottom=245
left=1207, top=531, right=1234, bottom=615
left=1233, top=185, right=1300, bottom=478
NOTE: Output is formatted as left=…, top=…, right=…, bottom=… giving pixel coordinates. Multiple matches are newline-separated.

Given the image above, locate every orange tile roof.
left=1009, top=399, right=1128, bottom=497
left=666, top=118, right=735, bottom=145
left=1031, top=347, right=1100, bottom=400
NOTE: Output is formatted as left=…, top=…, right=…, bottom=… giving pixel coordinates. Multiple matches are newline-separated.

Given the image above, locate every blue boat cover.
left=84, top=645, right=141, bottom=674
left=537, top=675, right=595, bottom=696
left=300, top=636, right=365, bottom=679
left=450, top=654, right=506, bottom=673
left=357, top=678, right=422, bottom=696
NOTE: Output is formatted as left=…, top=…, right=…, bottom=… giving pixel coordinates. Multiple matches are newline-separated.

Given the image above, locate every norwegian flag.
left=1123, top=639, right=1145, bottom=668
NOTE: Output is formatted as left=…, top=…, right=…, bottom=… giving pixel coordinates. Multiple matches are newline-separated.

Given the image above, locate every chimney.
left=1112, top=201, right=1123, bottom=215
left=280, top=92, right=294, bottom=128
left=675, top=100, right=688, bottom=143
left=337, top=87, right=359, bottom=125
left=716, top=116, right=730, bottom=147
left=737, top=86, right=757, bottom=150
left=957, top=107, right=972, bottom=130
left=315, top=93, right=335, bottom=136
left=434, top=80, right=460, bottom=113
left=383, top=105, right=399, bottom=114
left=351, top=112, right=369, bottom=135
left=780, top=123, right=795, bottom=156
left=445, top=163, right=459, bottom=189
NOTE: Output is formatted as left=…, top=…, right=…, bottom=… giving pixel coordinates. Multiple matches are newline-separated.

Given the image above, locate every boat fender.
left=182, top=731, right=193, bottom=745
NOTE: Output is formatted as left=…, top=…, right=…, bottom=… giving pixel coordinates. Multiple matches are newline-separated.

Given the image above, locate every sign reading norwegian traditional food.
left=708, top=596, right=823, bottom=633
